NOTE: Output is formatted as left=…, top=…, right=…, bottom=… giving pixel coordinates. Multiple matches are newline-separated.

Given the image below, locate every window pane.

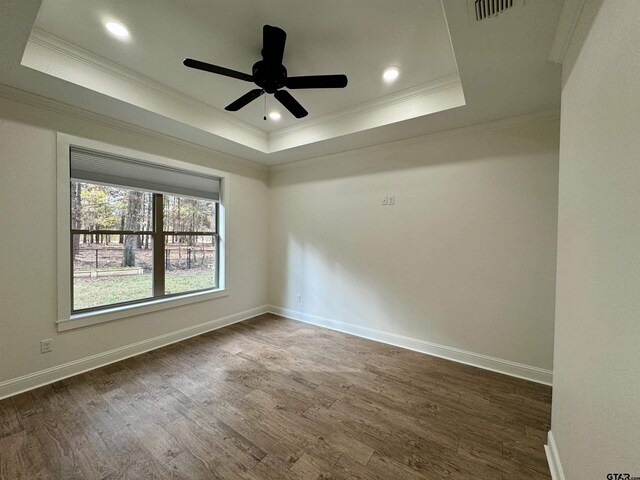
left=72, top=235, right=153, bottom=310
left=165, top=235, right=216, bottom=295
left=71, top=181, right=153, bottom=231
left=163, top=195, right=215, bottom=232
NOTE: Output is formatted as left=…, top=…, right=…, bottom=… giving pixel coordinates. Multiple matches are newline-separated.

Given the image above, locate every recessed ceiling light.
left=382, top=67, right=400, bottom=83
left=269, top=111, right=282, bottom=121
left=105, top=21, right=130, bottom=40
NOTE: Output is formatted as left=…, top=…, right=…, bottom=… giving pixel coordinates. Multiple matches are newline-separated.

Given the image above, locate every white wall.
left=269, top=114, right=559, bottom=375
left=550, top=0, right=640, bottom=476
left=0, top=92, right=269, bottom=393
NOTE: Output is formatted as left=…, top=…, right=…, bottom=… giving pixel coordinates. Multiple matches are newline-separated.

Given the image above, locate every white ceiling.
left=0, top=0, right=562, bottom=166
left=33, top=0, right=459, bottom=132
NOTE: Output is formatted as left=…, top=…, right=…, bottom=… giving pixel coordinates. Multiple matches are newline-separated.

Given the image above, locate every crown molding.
left=1, top=78, right=557, bottom=175
left=25, top=29, right=269, bottom=150
left=270, top=109, right=560, bottom=172
left=548, top=0, right=588, bottom=63
left=24, top=29, right=465, bottom=155
left=268, top=73, right=465, bottom=153
left=28, top=29, right=265, bottom=138
left=0, top=83, right=268, bottom=173
left=269, top=74, right=462, bottom=141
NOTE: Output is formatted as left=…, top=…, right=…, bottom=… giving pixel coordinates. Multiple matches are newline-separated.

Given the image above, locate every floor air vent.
left=469, top=0, right=524, bottom=22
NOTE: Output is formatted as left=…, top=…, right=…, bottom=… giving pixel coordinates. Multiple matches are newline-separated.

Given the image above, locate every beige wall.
left=0, top=93, right=269, bottom=388
left=550, top=0, right=640, bottom=475
left=0, top=88, right=560, bottom=394
left=269, top=115, right=559, bottom=372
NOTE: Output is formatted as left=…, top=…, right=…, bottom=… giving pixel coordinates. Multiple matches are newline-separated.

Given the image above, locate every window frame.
left=57, top=134, right=228, bottom=332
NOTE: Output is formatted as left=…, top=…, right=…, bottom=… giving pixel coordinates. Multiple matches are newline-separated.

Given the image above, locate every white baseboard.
left=1, top=304, right=553, bottom=400
left=0, top=305, right=270, bottom=400
left=545, top=431, right=566, bottom=480
left=268, top=305, right=553, bottom=385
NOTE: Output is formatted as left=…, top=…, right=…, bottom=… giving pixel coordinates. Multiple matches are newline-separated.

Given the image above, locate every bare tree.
left=71, top=182, right=82, bottom=261
left=144, top=196, right=152, bottom=249
left=122, top=190, right=143, bottom=267
left=119, top=215, right=125, bottom=243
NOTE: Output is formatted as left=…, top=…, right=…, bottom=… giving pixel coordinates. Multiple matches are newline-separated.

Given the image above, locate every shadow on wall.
left=269, top=117, right=559, bottom=370
left=278, top=223, right=503, bottom=356
left=283, top=235, right=397, bottom=333
left=559, top=0, right=605, bottom=84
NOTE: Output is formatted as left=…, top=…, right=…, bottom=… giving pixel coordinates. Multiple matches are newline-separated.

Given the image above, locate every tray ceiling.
left=0, top=0, right=562, bottom=165
left=23, top=0, right=465, bottom=153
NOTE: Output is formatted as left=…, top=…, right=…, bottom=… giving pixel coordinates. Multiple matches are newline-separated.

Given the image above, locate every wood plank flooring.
left=0, top=314, right=552, bottom=479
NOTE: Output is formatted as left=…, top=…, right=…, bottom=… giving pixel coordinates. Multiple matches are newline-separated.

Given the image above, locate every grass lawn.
left=74, top=270, right=215, bottom=310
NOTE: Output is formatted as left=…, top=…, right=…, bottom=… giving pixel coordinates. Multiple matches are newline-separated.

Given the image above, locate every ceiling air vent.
left=468, top=0, right=524, bottom=23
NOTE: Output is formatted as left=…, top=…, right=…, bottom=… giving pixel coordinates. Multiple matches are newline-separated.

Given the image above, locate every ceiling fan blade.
left=285, top=74, right=348, bottom=89
left=262, top=25, right=286, bottom=65
left=183, top=58, right=253, bottom=82
left=225, top=89, right=264, bottom=111
left=274, top=90, right=308, bottom=118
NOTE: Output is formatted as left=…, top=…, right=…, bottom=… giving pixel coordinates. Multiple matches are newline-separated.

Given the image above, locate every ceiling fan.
left=183, top=25, right=348, bottom=119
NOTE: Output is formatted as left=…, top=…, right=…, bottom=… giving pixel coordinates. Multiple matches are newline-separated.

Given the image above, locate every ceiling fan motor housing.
left=252, top=60, right=287, bottom=93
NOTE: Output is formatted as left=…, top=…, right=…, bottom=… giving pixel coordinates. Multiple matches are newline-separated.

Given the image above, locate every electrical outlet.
left=382, top=196, right=388, bottom=206
left=297, top=294, right=302, bottom=303
left=388, top=195, right=395, bottom=205
left=40, top=339, right=53, bottom=354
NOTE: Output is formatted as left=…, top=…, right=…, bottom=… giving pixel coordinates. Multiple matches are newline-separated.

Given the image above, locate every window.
left=71, top=183, right=219, bottom=312
left=58, top=137, right=226, bottom=327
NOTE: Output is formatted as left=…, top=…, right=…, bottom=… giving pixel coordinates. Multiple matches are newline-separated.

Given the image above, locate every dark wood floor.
left=0, top=314, right=552, bottom=479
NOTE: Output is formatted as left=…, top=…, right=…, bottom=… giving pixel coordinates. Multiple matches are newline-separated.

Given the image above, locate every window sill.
left=57, top=288, right=229, bottom=332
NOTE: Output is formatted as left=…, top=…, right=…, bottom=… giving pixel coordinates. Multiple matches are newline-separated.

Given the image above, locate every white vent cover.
left=468, top=0, right=524, bottom=23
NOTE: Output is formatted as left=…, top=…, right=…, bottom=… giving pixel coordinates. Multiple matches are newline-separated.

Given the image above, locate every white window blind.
left=69, top=146, right=221, bottom=201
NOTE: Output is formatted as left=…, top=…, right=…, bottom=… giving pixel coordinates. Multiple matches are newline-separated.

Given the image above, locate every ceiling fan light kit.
left=183, top=25, right=348, bottom=119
